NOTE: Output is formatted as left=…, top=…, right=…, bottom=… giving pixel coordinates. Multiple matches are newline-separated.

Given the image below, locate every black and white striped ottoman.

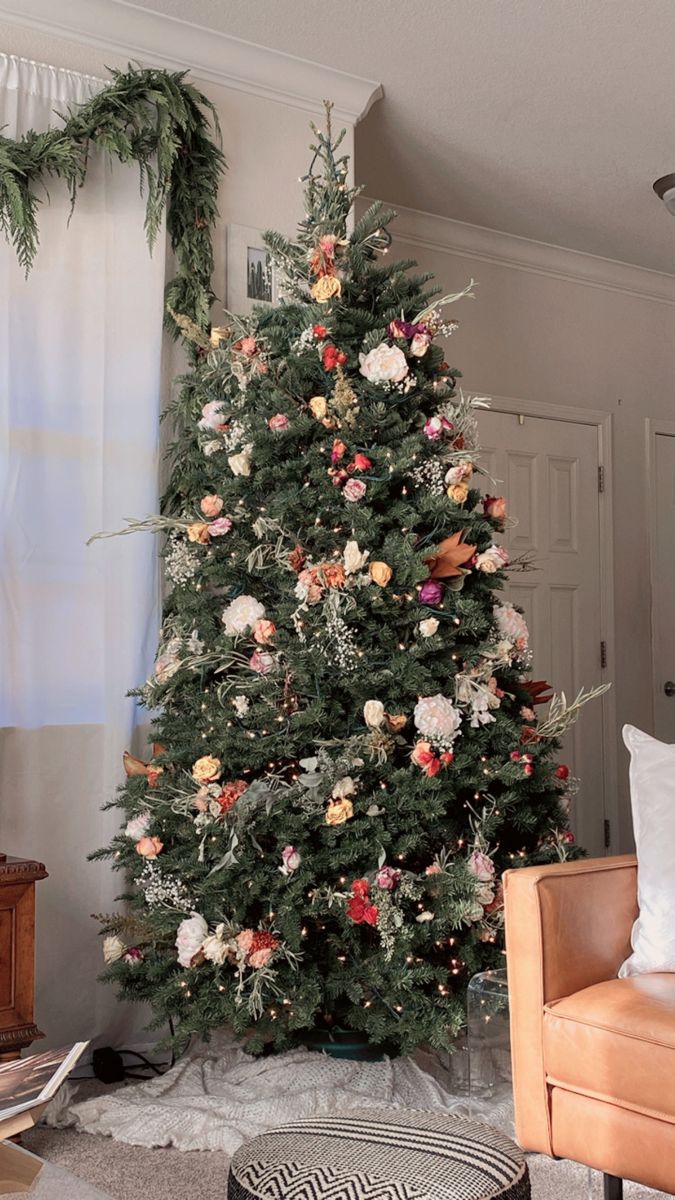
left=227, top=1109, right=530, bottom=1200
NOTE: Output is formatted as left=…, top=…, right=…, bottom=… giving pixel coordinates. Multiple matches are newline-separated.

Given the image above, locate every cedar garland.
left=0, top=64, right=225, bottom=336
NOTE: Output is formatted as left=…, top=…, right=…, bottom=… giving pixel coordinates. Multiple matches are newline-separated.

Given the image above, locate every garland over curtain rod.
left=0, top=63, right=225, bottom=335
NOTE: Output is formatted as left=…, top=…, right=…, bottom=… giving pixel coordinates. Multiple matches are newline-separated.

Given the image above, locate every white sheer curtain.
left=0, top=55, right=166, bottom=1045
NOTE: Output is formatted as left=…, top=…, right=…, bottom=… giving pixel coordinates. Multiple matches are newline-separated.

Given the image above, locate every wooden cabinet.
left=0, top=856, right=48, bottom=1062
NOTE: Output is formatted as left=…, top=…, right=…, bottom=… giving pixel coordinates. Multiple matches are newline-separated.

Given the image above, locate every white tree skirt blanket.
left=57, top=1034, right=513, bottom=1154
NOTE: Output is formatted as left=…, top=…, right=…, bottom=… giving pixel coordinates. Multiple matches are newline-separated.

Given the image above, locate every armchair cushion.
left=543, top=973, right=675, bottom=1123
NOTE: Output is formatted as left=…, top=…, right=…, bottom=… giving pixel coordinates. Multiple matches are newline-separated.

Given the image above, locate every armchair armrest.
left=503, top=855, right=637, bottom=1153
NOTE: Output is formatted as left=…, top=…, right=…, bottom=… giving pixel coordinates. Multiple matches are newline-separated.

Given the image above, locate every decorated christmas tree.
left=94, top=108, right=604, bottom=1056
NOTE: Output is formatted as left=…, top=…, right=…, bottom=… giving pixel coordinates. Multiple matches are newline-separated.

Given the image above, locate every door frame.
left=645, top=418, right=675, bottom=732
left=483, top=394, right=618, bottom=853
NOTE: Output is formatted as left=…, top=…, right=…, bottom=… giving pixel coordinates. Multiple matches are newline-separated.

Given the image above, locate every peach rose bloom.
left=249, top=948, right=274, bottom=968
left=187, top=521, right=210, bottom=544
left=369, top=561, right=392, bottom=587
left=447, top=482, right=469, bottom=504
left=236, top=929, right=255, bottom=953
left=486, top=496, right=507, bottom=520
left=311, top=275, right=341, bottom=302
left=200, top=495, right=223, bottom=518
left=325, top=798, right=354, bottom=826
left=135, top=836, right=164, bottom=859
left=252, top=619, right=276, bottom=644
left=320, top=563, right=346, bottom=588
left=239, top=337, right=258, bottom=357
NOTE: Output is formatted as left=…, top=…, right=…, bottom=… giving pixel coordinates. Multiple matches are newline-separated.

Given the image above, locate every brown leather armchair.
left=504, top=855, right=675, bottom=1198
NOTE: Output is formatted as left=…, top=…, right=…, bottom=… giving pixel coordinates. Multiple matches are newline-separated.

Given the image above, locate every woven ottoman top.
left=228, top=1108, right=529, bottom=1200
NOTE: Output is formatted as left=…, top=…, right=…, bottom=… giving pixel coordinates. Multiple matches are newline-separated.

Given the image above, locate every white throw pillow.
left=619, top=724, right=675, bottom=977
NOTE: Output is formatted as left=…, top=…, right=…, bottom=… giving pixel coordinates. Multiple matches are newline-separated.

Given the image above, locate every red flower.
left=555, top=764, right=570, bottom=781
left=313, top=324, right=328, bottom=339
left=351, top=453, right=372, bottom=472
left=322, top=344, right=346, bottom=370
left=351, top=878, right=370, bottom=899
left=346, top=895, right=379, bottom=926
left=217, top=779, right=248, bottom=813
left=249, top=930, right=279, bottom=954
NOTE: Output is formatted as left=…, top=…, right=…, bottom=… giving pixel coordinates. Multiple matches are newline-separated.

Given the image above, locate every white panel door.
left=652, top=433, right=675, bottom=742
left=477, top=410, right=606, bottom=855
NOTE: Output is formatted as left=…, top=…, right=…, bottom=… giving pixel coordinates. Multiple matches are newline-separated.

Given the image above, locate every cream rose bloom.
left=202, top=925, right=233, bottom=965
left=414, top=694, right=463, bottom=748
left=176, top=913, right=208, bottom=968
left=103, top=934, right=126, bottom=964
left=192, top=754, right=221, bottom=783
left=228, top=445, right=252, bottom=477
left=419, top=617, right=440, bottom=638
left=222, top=595, right=265, bottom=636
left=309, top=396, right=328, bottom=419
left=359, top=343, right=409, bottom=384
left=343, top=539, right=369, bottom=574
left=363, top=700, right=385, bottom=728
left=332, top=776, right=357, bottom=799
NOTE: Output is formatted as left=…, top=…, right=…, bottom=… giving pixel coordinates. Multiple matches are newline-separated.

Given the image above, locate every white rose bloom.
left=232, top=695, right=250, bottom=717
left=198, top=400, right=226, bottom=430
left=125, top=812, right=151, bottom=840
left=175, top=912, right=208, bottom=968
left=222, top=595, right=265, bottom=635
left=103, top=934, right=126, bottom=964
left=343, top=539, right=369, bottom=574
left=228, top=445, right=253, bottom=477
left=414, top=694, right=463, bottom=748
left=416, top=911, right=434, bottom=923
left=363, top=700, right=385, bottom=728
left=332, top=776, right=357, bottom=799
left=203, top=439, right=223, bottom=457
left=359, top=343, right=409, bottom=384
left=419, top=617, right=439, bottom=638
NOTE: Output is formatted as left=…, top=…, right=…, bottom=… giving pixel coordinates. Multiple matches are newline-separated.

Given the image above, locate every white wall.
left=373, top=200, right=675, bottom=852
left=0, top=18, right=354, bottom=1049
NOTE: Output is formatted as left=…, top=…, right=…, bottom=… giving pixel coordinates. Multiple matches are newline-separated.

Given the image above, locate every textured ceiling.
left=133, top=0, right=675, bottom=273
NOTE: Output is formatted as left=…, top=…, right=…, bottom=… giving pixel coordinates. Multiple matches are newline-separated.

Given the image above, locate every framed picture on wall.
left=226, top=224, right=278, bottom=315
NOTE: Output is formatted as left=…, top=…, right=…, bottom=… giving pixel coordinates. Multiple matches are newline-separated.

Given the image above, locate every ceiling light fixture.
left=653, top=174, right=675, bottom=215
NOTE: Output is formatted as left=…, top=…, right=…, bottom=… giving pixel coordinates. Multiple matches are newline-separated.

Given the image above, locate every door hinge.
left=598, top=465, right=605, bottom=492
left=604, top=818, right=611, bottom=849
left=600, top=640, right=607, bottom=668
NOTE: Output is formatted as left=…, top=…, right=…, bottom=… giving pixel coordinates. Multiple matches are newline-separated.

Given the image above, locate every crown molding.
left=0, top=0, right=382, bottom=124
left=373, top=198, right=675, bottom=306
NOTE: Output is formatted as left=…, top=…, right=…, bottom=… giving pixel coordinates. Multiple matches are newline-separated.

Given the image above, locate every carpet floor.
left=10, top=1081, right=670, bottom=1200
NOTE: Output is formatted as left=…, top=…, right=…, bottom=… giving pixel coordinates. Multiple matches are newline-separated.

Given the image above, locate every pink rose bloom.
left=250, top=649, right=275, bottom=674
left=467, top=850, right=495, bottom=882
left=253, top=618, right=276, bottom=644
left=483, top=495, right=507, bottom=521
left=249, top=947, right=274, bottom=969
left=426, top=864, right=442, bottom=876
left=281, top=845, right=301, bottom=873
left=268, top=413, right=290, bottom=432
left=376, top=866, right=401, bottom=891
left=207, top=516, right=233, bottom=536
left=423, top=415, right=452, bottom=440
left=319, top=234, right=338, bottom=254
left=240, top=337, right=258, bottom=357
left=343, top=478, right=367, bottom=503
left=200, top=494, right=223, bottom=518
left=125, top=812, right=151, bottom=840
left=236, top=929, right=255, bottom=953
